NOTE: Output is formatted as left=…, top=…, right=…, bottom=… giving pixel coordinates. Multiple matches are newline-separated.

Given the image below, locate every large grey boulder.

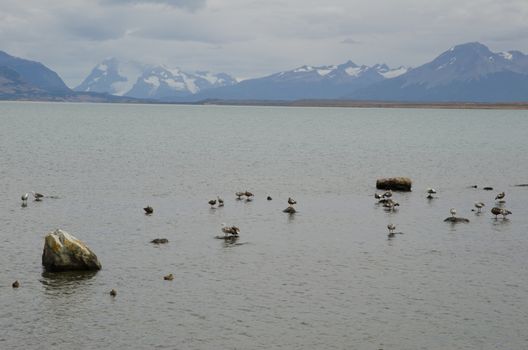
left=42, top=229, right=102, bottom=272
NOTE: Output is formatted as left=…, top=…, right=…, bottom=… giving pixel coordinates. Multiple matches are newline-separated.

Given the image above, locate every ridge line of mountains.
left=1, top=42, right=528, bottom=103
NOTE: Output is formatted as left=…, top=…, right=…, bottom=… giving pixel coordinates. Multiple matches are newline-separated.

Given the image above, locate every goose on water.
left=374, top=193, right=382, bottom=200
left=474, top=202, right=485, bottom=213
left=143, top=206, right=154, bottom=215
left=208, top=199, right=217, bottom=208
left=245, top=191, right=254, bottom=201
left=426, top=188, right=437, bottom=194
left=217, top=196, right=224, bottom=207
left=382, top=190, right=392, bottom=198
left=450, top=208, right=456, bottom=217
left=495, top=192, right=505, bottom=201
left=32, top=191, right=44, bottom=201
left=235, top=192, right=245, bottom=200
left=491, top=207, right=502, bottom=219
left=288, top=197, right=297, bottom=205
left=21, top=193, right=29, bottom=202
left=387, top=223, right=396, bottom=234
left=221, top=223, right=240, bottom=237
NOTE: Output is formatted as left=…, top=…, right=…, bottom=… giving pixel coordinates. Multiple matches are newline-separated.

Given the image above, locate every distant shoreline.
left=2, top=98, right=528, bottom=110
left=200, top=99, right=528, bottom=110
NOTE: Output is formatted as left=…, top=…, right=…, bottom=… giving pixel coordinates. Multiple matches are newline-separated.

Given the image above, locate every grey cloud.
left=100, top=0, right=207, bottom=11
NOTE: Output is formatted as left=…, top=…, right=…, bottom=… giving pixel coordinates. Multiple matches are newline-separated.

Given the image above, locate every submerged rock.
left=376, top=177, right=412, bottom=191
left=42, top=229, right=102, bottom=272
left=443, top=217, right=470, bottom=223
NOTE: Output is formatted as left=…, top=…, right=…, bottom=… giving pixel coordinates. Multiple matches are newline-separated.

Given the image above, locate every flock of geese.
left=140, top=192, right=297, bottom=241
left=12, top=186, right=515, bottom=291
left=374, top=188, right=513, bottom=239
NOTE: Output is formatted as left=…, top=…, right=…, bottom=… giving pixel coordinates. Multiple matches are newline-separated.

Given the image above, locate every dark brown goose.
left=143, top=206, right=154, bottom=215
left=491, top=207, right=502, bottom=219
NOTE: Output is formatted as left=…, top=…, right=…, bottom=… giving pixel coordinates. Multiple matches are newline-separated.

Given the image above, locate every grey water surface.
left=1, top=102, right=527, bottom=349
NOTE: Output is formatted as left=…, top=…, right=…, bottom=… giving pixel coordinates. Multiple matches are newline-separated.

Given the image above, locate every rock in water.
left=42, top=229, right=102, bottom=272
left=376, top=177, right=412, bottom=191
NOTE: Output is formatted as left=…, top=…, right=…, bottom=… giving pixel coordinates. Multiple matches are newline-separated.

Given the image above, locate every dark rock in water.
left=110, top=289, right=117, bottom=297
left=283, top=206, right=296, bottom=213
left=42, top=229, right=102, bottom=272
left=267, top=196, right=272, bottom=200
left=164, top=273, right=174, bottom=281
left=150, top=238, right=169, bottom=244
left=483, top=187, right=494, bottom=191
left=376, top=177, right=412, bottom=191
left=514, top=184, right=528, bottom=187
left=12, top=280, right=19, bottom=288
left=444, top=217, right=470, bottom=223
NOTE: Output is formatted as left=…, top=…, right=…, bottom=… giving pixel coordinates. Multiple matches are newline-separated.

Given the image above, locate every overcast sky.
left=1, top=0, right=527, bottom=86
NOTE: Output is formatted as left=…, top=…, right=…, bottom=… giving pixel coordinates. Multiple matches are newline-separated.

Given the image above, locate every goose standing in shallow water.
left=32, top=191, right=44, bottom=201
left=491, top=207, right=502, bottom=219
left=474, top=202, right=485, bottom=213
left=495, top=192, right=505, bottom=200
left=426, top=188, right=436, bottom=199
left=501, top=209, right=512, bottom=219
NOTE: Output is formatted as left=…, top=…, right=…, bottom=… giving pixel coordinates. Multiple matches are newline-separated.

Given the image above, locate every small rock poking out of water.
left=110, top=289, right=117, bottom=297
left=42, top=229, right=102, bottom=272
left=376, top=177, right=412, bottom=192
left=150, top=238, right=169, bottom=244
left=483, top=187, right=494, bottom=191
left=283, top=206, right=296, bottom=214
left=267, top=196, right=272, bottom=200
left=12, top=280, right=19, bottom=288
left=164, top=274, right=174, bottom=281
left=444, top=217, right=470, bottom=223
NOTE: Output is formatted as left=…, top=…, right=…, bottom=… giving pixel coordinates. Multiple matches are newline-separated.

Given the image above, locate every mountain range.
left=1, top=42, right=528, bottom=103
left=74, top=57, right=237, bottom=100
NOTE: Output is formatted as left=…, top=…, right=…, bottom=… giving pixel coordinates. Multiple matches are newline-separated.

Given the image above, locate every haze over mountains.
left=1, top=42, right=528, bottom=103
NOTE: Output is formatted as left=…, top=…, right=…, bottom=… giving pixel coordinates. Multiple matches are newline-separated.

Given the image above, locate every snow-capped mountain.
left=126, top=66, right=237, bottom=100
left=75, top=58, right=237, bottom=100
left=74, top=58, right=144, bottom=96
left=190, top=61, right=410, bottom=101
left=347, top=42, right=528, bottom=102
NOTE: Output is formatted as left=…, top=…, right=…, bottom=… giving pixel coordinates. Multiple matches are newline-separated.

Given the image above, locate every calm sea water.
left=1, top=101, right=527, bottom=349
